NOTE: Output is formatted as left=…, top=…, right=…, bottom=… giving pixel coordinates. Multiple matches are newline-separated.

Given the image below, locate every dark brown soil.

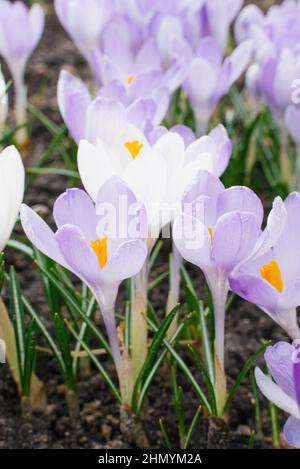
left=0, top=1, right=293, bottom=449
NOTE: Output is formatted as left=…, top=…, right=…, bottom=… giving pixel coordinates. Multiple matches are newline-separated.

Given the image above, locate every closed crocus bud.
left=0, top=146, right=25, bottom=251
left=0, top=66, right=8, bottom=131
left=0, top=1, right=44, bottom=149
left=234, top=4, right=264, bottom=44
left=184, top=37, right=253, bottom=135
left=54, top=0, right=113, bottom=66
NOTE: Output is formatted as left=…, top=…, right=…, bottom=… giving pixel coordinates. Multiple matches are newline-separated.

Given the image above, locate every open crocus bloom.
left=173, top=170, right=286, bottom=413
left=54, top=0, right=113, bottom=65
left=179, top=37, right=253, bottom=135
left=255, top=341, right=300, bottom=449
left=0, top=146, right=24, bottom=251
left=57, top=70, right=159, bottom=144
left=230, top=192, right=300, bottom=339
left=20, top=178, right=148, bottom=380
left=78, top=123, right=232, bottom=240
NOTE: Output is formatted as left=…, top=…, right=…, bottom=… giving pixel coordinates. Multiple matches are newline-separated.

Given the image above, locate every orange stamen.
left=260, top=260, right=283, bottom=293
left=91, top=235, right=108, bottom=269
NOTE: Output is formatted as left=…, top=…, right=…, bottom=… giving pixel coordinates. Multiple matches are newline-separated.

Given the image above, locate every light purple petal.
left=226, top=40, right=253, bottom=88
left=229, top=274, right=279, bottom=315
left=85, top=97, right=126, bottom=145
left=265, top=342, right=296, bottom=399
left=55, top=224, right=101, bottom=288
left=100, top=239, right=147, bottom=284
left=126, top=98, right=156, bottom=128
left=20, top=204, right=66, bottom=267
left=98, top=80, right=128, bottom=105
left=255, top=367, right=300, bottom=418
left=96, top=176, right=148, bottom=240
left=196, top=37, right=222, bottom=69
left=212, top=211, right=261, bottom=272
left=53, top=188, right=97, bottom=241
left=217, top=186, right=264, bottom=226
left=284, top=416, right=300, bottom=449
left=171, top=125, right=196, bottom=147
left=57, top=70, right=91, bottom=144
left=285, top=106, right=300, bottom=146
left=173, top=213, right=212, bottom=271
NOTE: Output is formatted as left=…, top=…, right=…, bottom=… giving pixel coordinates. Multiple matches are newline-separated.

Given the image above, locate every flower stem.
left=166, top=242, right=181, bottom=339
left=131, top=259, right=148, bottom=381
left=12, top=70, right=28, bottom=152
left=207, top=274, right=228, bottom=417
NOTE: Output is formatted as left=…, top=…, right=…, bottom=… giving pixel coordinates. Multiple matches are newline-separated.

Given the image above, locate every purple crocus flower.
left=230, top=192, right=300, bottom=339
left=173, top=171, right=286, bottom=414
left=54, top=0, right=114, bottom=66
left=0, top=1, right=44, bottom=145
left=91, top=15, right=183, bottom=109
left=255, top=341, right=300, bottom=449
left=199, top=0, right=244, bottom=51
left=20, top=178, right=148, bottom=393
left=178, top=37, right=253, bottom=135
left=235, top=1, right=300, bottom=54
left=57, top=70, right=161, bottom=144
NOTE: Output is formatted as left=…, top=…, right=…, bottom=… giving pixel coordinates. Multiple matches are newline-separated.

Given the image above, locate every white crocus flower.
left=0, top=146, right=25, bottom=250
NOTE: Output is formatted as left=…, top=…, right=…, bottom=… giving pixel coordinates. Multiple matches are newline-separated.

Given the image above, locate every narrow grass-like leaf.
left=187, top=344, right=217, bottom=416
left=66, top=320, right=121, bottom=404
left=136, top=321, right=185, bottom=415
left=223, top=341, right=271, bottom=414
left=147, top=316, right=212, bottom=414
left=149, top=240, right=164, bottom=271
left=183, top=405, right=202, bottom=449
left=9, top=267, right=26, bottom=390
left=159, top=419, right=172, bottom=449
left=198, top=301, right=214, bottom=386
left=23, top=319, right=37, bottom=396
left=36, top=263, right=112, bottom=358
left=131, top=304, right=179, bottom=411
left=72, top=296, right=96, bottom=376
left=53, top=312, right=76, bottom=391
left=171, top=365, right=186, bottom=445
left=22, top=295, right=66, bottom=375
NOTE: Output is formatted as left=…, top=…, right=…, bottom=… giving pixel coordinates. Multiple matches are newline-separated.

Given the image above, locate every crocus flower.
left=0, top=146, right=25, bottom=251
left=91, top=15, right=183, bottom=108
left=173, top=171, right=286, bottom=414
left=0, top=1, right=44, bottom=146
left=57, top=70, right=160, bottom=144
left=235, top=1, right=300, bottom=54
left=54, top=0, right=113, bottom=66
left=230, top=192, right=300, bottom=340
left=255, top=341, right=300, bottom=449
left=0, top=66, right=8, bottom=132
left=78, top=122, right=232, bottom=237
left=20, top=178, right=148, bottom=399
left=179, top=37, right=253, bottom=135
left=198, top=0, right=244, bottom=52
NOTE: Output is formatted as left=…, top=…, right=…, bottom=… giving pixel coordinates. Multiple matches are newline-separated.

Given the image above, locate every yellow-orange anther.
left=124, top=140, right=143, bottom=160
left=208, top=227, right=213, bottom=240
left=260, top=260, right=283, bottom=293
left=127, top=74, right=135, bottom=85
left=91, top=235, right=108, bottom=269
